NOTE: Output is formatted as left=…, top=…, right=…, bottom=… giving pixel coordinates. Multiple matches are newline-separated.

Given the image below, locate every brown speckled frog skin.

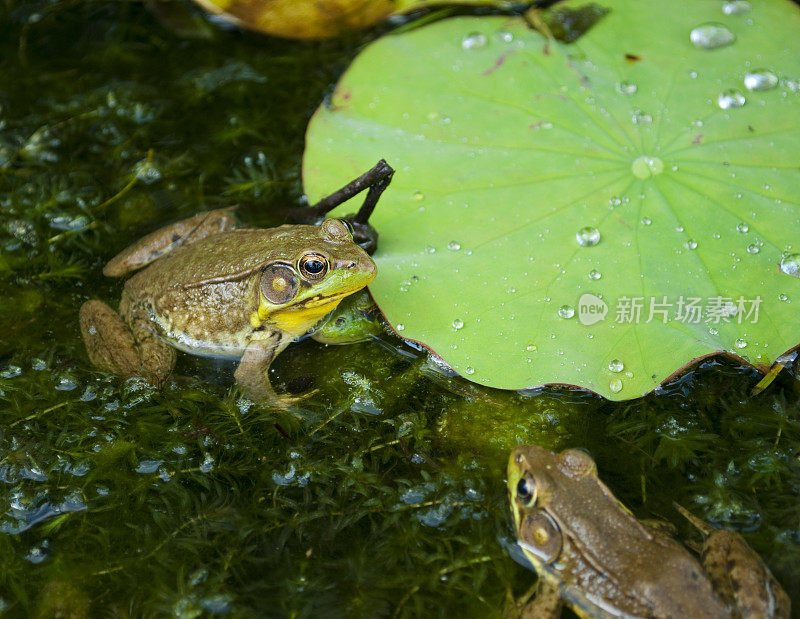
left=80, top=209, right=376, bottom=407
left=506, top=445, right=790, bottom=619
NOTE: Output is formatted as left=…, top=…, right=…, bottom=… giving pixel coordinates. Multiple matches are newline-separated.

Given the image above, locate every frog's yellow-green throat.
left=253, top=268, right=376, bottom=337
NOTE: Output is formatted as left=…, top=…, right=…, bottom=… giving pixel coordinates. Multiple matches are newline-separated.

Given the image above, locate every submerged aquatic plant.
left=0, top=0, right=798, bottom=616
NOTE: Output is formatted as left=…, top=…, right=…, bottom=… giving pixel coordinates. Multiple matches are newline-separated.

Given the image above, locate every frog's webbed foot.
left=79, top=300, right=175, bottom=385
left=103, top=206, right=238, bottom=277
left=234, top=335, right=315, bottom=410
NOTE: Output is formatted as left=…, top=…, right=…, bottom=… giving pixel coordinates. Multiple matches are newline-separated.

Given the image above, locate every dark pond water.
left=0, top=2, right=798, bottom=617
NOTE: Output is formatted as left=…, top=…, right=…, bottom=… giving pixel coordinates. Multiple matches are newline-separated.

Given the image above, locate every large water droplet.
left=744, top=70, right=778, bottom=92
left=736, top=222, right=749, bottom=233
left=558, top=305, right=575, bottom=319
left=641, top=216, right=652, bottom=226
left=462, top=32, right=487, bottom=50
left=396, top=323, right=405, bottom=332
left=608, top=359, right=624, bottom=373
left=526, top=343, right=538, bottom=352
left=723, top=1, right=750, bottom=15
left=452, top=318, right=464, bottom=330
left=576, top=226, right=600, bottom=247
left=686, top=239, right=698, bottom=250
left=609, top=378, right=623, bottom=393
left=464, top=366, right=475, bottom=375
left=588, top=269, right=602, bottom=280
left=746, top=243, right=760, bottom=254
left=718, top=89, right=746, bottom=109
left=447, top=240, right=461, bottom=251
left=425, top=245, right=436, bottom=253
left=631, top=109, right=652, bottom=124
left=778, top=294, right=789, bottom=302
left=735, top=338, right=748, bottom=349
left=779, top=253, right=800, bottom=277
left=616, top=81, right=637, bottom=96
left=631, top=155, right=664, bottom=179
left=690, top=23, right=735, bottom=49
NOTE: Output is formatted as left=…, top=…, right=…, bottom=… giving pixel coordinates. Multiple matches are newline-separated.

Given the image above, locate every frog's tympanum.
left=507, top=445, right=790, bottom=619
left=80, top=210, right=376, bottom=407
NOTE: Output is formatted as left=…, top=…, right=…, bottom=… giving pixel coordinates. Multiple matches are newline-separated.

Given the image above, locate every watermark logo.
left=576, top=294, right=762, bottom=325
left=578, top=293, right=608, bottom=325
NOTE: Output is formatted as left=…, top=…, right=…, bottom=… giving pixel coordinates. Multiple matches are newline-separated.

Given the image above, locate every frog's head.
left=255, top=218, right=377, bottom=336
left=507, top=445, right=597, bottom=570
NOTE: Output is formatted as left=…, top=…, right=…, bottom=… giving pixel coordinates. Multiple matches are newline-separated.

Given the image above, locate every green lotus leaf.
left=303, top=0, right=800, bottom=400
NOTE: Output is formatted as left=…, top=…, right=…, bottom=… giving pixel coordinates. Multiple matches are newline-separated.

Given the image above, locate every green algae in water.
left=0, top=1, right=799, bottom=616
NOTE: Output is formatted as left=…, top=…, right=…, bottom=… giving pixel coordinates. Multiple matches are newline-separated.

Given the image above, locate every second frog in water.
left=506, top=444, right=790, bottom=618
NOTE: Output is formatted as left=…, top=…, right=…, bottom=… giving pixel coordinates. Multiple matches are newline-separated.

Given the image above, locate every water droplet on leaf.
left=779, top=253, right=800, bottom=277
left=452, top=318, right=464, bottom=330
left=576, top=226, right=600, bottom=247
left=690, top=23, right=735, bottom=49
left=462, top=32, right=487, bottom=50
left=588, top=269, right=602, bottom=280
left=609, top=378, right=623, bottom=393
left=558, top=305, right=575, bottom=319
left=744, top=69, right=778, bottom=92
left=608, top=359, right=624, bottom=373
left=718, top=89, right=746, bottom=109
left=631, top=155, right=664, bottom=179
left=722, top=1, right=751, bottom=15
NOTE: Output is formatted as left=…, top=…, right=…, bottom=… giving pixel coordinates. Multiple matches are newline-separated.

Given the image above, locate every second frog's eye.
left=299, top=252, right=328, bottom=280
left=516, top=475, right=537, bottom=507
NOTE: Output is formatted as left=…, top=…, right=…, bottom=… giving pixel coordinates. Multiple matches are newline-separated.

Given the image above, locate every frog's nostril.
left=345, top=261, right=356, bottom=269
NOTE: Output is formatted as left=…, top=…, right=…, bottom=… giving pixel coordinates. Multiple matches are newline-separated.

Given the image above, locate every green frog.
left=506, top=445, right=790, bottom=618
left=311, top=289, right=384, bottom=345
left=79, top=210, right=376, bottom=407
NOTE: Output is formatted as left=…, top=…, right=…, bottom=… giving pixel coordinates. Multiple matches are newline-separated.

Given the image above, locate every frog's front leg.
left=234, top=332, right=311, bottom=408
left=79, top=297, right=176, bottom=385
left=103, top=207, right=238, bottom=277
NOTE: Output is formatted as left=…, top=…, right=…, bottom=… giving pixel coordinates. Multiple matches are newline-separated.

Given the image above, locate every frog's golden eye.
left=299, top=252, right=328, bottom=280
left=515, top=475, right=537, bottom=507
left=261, top=264, right=299, bottom=304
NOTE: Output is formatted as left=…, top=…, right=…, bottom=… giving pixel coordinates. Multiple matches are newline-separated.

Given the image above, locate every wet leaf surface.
left=304, top=0, right=800, bottom=400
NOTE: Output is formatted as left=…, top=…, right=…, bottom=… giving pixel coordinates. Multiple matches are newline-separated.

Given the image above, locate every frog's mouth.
left=299, top=291, right=352, bottom=310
